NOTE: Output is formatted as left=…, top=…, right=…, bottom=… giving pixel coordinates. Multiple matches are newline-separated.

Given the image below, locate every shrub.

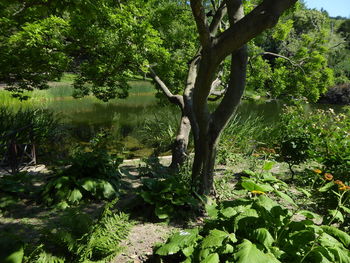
left=42, top=132, right=123, bottom=208
left=276, top=105, right=350, bottom=181
left=275, top=105, right=312, bottom=176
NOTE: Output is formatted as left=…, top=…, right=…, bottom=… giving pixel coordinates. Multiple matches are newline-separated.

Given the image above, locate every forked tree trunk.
left=192, top=45, right=247, bottom=195
left=150, top=0, right=297, bottom=195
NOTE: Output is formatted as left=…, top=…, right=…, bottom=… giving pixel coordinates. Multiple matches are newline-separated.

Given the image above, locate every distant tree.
left=338, top=19, right=350, bottom=48
left=245, top=4, right=336, bottom=101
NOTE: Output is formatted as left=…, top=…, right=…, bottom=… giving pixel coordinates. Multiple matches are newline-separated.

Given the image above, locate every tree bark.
left=170, top=114, right=191, bottom=168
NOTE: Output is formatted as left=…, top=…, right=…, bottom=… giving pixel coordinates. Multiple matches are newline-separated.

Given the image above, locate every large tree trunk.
left=192, top=46, right=248, bottom=195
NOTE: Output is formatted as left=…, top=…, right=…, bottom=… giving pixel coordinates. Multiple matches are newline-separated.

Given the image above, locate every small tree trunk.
left=170, top=114, right=191, bottom=168
left=191, top=119, right=221, bottom=195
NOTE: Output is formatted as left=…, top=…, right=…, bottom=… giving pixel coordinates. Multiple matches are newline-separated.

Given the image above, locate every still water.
left=1, top=83, right=344, bottom=158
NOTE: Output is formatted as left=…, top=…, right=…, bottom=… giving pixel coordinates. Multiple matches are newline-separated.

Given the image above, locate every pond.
left=0, top=80, right=345, bottom=159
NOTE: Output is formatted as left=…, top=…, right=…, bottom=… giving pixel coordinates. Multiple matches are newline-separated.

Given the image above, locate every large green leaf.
left=156, top=228, right=200, bottom=256
left=221, top=207, right=239, bottom=218
left=309, top=246, right=335, bottom=263
left=253, top=228, right=275, bottom=248
left=321, top=226, right=350, bottom=247
left=319, top=232, right=344, bottom=248
left=328, top=209, right=344, bottom=223
left=80, top=178, right=98, bottom=193
left=140, top=191, right=154, bottom=204
left=182, top=246, right=194, bottom=257
left=67, top=189, right=83, bottom=204
left=297, top=210, right=323, bottom=222
left=233, top=239, right=276, bottom=263
left=202, top=229, right=236, bottom=249
left=202, top=253, right=220, bottom=263
left=205, top=203, right=219, bottom=219
left=274, top=190, right=296, bottom=206
left=205, top=197, right=218, bottom=219
left=155, top=204, right=173, bottom=219
left=319, top=182, right=335, bottom=192
left=256, top=195, right=280, bottom=212
left=241, top=180, right=274, bottom=192
left=3, top=245, right=24, bottom=263
left=290, top=229, right=316, bottom=248
left=329, top=246, right=350, bottom=263
left=263, top=161, right=275, bottom=171
left=100, top=181, right=116, bottom=199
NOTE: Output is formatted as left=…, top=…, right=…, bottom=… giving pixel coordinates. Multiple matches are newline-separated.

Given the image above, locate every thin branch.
left=190, top=0, right=212, bottom=47
left=251, top=52, right=306, bottom=74
left=147, top=67, right=184, bottom=108
left=330, top=41, right=346, bottom=49
left=209, top=2, right=227, bottom=36
left=210, top=0, right=217, bottom=11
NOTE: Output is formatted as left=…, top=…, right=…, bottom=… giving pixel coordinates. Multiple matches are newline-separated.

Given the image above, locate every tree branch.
left=213, top=0, right=298, bottom=62
left=250, top=51, right=306, bottom=74
left=225, top=0, right=244, bottom=25
left=190, top=0, right=212, bottom=47
left=211, top=1, right=247, bottom=134
left=209, top=2, right=227, bottom=36
left=147, top=67, right=184, bottom=108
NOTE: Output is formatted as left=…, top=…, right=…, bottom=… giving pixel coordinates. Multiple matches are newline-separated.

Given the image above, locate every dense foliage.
left=155, top=165, right=350, bottom=263
left=1, top=1, right=348, bottom=103
left=276, top=105, right=350, bottom=181
left=0, top=0, right=165, bottom=100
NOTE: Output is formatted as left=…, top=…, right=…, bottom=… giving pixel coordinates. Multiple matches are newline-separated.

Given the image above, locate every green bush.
left=276, top=105, right=350, bottom=182
left=42, top=133, right=123, bottom=208
left=275, top=105, right=312, bottom=175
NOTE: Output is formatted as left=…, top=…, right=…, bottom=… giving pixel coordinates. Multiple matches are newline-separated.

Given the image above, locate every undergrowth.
left=154, top=163, right=350, bottom=262
left=25, top=200, right=131, bottom=263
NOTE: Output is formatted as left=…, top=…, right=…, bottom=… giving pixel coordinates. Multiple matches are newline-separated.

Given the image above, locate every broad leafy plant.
left=138, top=159, right=198, bottom=220
left=42, top=133, right=123, bottom=208
left=139, top=175, right=198, bottom=220
left=154, top=164, right=350, bottom=262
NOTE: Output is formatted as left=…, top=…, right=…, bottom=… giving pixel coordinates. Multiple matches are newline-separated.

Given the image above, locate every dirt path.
left=113, top=223, right=179, bottom=263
